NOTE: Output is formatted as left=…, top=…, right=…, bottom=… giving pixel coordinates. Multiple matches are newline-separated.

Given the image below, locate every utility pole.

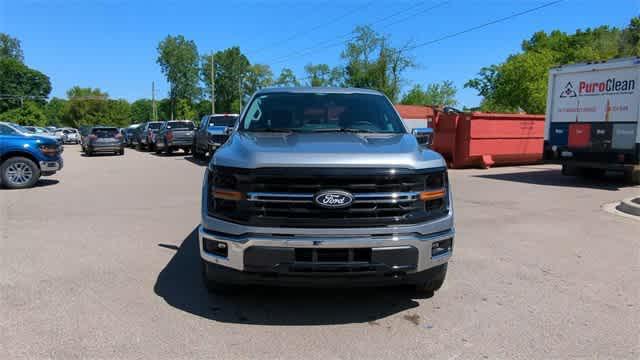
left=151, top=81, right=158, bottom=121
left=238, top=76, right=242, bottom=112
left=210, top=53, right=215, bottom=115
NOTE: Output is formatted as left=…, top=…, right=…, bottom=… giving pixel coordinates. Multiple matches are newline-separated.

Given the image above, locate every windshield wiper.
left=310, top=128, right=377, bottom=133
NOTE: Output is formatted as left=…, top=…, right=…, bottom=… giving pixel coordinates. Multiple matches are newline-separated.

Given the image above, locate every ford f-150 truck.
left=199, top=88, right=454, bottom=295
left=0, top=122, right=63, bottom=189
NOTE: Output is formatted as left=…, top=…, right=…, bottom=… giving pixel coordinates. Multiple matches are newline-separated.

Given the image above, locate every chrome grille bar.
left=246, top=192, right=419, bottom=204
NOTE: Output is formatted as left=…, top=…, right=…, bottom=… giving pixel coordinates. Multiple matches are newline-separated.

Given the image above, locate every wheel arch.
left=1, top=151, right=41, bottom=169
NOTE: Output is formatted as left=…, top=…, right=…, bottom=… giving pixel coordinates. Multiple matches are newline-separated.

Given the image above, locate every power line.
left=251, top=0, right=376, bottom=56
left=267, top=1, right=450, bottom=65
left=403, top=0, right=566, bottom=52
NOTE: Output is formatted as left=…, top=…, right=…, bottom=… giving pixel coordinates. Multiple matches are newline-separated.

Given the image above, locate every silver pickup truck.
left=199, top=87, right=454, bottom=295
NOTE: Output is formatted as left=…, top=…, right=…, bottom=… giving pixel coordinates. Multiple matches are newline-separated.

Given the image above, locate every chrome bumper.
left=39, top=159, right=63, bottom=172
left=199, top=222, right=454, bottom=273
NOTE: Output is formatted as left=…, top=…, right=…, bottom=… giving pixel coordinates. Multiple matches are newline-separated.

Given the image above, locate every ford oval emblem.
left=314, top=190, right=354, bottom=209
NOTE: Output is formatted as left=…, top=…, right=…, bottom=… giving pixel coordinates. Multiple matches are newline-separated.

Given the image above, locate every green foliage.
left=130, top=99, right=153, bottom=122
left=60, top=87, right=133, bottom=127
left=202, top=46, right=250, bottom=113
left=157, top=35, right=201, bottom=113
left=244, top=64, right=273, bottom=96
left=44, top=98, right=67, bottom=126
left=0, top=101, right=47, bottom=126
left=0, top=58, right=51, bottom=113
left=401, top=81, right=457, bottom=107
left=273, top=68, right=300, bottom=87
left=341, top=26, right=414, bottom=101
left=0, top=33, right=23, bottom=62
left=466, top=17, right=640, bottom=113
left=304, top=63, right=342, bottom=87
left=175, top=98, right=196, bottom=120
left=104, top=99, right=131, bottom=127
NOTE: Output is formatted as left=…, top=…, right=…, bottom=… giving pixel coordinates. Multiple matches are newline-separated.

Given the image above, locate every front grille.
left=208, top=167, right=449, bottom=228
left=209, top=134, right=229, bottom=144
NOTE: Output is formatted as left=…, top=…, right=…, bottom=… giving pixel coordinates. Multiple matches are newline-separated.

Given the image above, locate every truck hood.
left=213, top=132, right=446, bottom=169
left=21, top=133, right=59, bottom=144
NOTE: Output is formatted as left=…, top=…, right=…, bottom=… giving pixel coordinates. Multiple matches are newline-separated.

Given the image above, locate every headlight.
left=39, top=144, right=59, bottom=156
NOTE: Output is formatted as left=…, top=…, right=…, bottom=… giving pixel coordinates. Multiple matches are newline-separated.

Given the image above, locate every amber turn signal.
left=213, top=189, right=244, bottom=201
left=419, top=189, right=446, bottom=201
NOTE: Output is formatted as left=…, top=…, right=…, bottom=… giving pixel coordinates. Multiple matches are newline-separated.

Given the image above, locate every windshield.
left=209, top=116, right=237, bottom=127
left=12, top=124, right=33, bottom=134
left=148, top=122, right=162, bottom=129
left=239, top=92, right=406, bottom=133
left=168, top=121, right=194, bottom=130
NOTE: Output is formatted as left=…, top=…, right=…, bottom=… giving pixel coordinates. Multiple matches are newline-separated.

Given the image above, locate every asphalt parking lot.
left=1, top=146, right=638, bottom=359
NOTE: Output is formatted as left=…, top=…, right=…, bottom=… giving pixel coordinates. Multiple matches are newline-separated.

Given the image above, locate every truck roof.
left=255, top=87, right=385, bottom=96
left=550, top=56, right=640, bottom=72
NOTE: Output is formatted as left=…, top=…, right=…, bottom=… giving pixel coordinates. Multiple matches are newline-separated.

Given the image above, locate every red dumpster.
left=394, top=104, right=436, bottom=130
left=432, top=111, right=545, bottom=169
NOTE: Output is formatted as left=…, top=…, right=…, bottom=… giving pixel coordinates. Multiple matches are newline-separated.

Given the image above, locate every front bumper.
left=39, top=158, right=63, bottom=174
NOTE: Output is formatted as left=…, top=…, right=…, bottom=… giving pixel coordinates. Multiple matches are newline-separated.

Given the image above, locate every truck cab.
left=199, top=88, right=453, bottom=295
left=0, top=122, right=63, bottom=189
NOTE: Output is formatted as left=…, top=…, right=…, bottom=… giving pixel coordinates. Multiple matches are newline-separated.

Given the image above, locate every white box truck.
left=544, top=57, right=640, bottom=184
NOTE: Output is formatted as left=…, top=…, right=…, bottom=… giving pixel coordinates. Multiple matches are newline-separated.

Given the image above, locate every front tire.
left=1, top=157, right=41, bottom=189
left=414, top=263, right=447, bottom=296
left=202, top=260, right=240, bottom=294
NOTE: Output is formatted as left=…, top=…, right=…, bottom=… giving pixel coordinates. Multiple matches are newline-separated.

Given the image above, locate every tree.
left=401, top=81, right=458, bottom=106
left=0, top=33, right=24, bottom=62
left=341, top=25, right=413, bottom=101
left=465, top=18, right=640, bottom=113
left=0, top=58, right=51, bottom=113
left=202, top=46, right=250, bottom=113
left=304, top=63, right=342, bottom=87
left=157, top=35, right=201, bottom=114
left=273, top=68, right=300, bottom=87
left=130, top=99, right=153, bottom=121
left=175, top=98, right=196, bottom=120
left=244, top=64, right=273, bottom=96
left=0, top=101, right=47, bottom=126
left=104, top=99, right=131, bottom=126
left=44, top=98, right=67, bottom=126
left=63, top=87, right=109, bottom=127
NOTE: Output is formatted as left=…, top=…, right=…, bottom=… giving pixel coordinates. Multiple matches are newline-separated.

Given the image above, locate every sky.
left=1, top=0, right=638, bottom=108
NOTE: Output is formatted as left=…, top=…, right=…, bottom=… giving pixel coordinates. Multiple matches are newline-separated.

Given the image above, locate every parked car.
left=192, top=114, right=238, bottom=159
left=123, top=124, right=141, bottom=147
left=199, top=87, right=452, bottom=295
left=83, top=126, right=124, bottom=156
left=0, top=122, right=63, bottom=189
left=154, top=120, right=195, bottom=155
left=61, top=128, right=80, bottom=144
left=136, top=121, right=163, bottom=151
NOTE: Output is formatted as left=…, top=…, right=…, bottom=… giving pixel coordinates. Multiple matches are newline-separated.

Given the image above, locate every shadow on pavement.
left=35, top=179, right=60, bottom=188
left=475, top=169, right=633, bottom=191
left=154, top=227, right=421, bottom=326
left=183, top=156, right=209, bottom=167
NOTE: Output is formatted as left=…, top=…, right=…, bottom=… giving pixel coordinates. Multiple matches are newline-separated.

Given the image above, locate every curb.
left=616, top=197, right=640, bottom=217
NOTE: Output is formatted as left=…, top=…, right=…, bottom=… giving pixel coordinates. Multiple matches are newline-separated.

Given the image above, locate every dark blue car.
left=0, top=122, right=64, bottom=189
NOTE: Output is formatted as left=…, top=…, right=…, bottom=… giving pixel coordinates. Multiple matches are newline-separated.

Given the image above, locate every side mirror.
left=412, top=128, right=434, bottom=148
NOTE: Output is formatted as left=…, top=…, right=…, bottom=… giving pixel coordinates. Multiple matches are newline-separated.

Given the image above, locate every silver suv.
left=199, top=87, right=454, bottom=295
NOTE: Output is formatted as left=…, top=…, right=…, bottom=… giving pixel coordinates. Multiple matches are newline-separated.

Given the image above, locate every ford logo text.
left=314, top=190, right=354, bottom=209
